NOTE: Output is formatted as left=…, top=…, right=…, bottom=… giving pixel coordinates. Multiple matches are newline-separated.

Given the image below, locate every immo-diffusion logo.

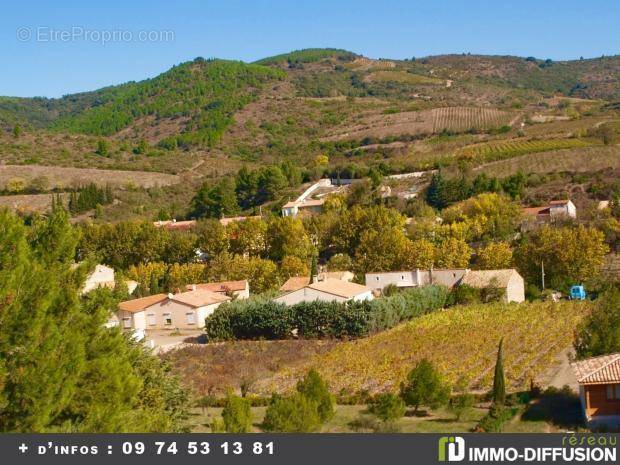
left=438, top=436, right=466, bottom=462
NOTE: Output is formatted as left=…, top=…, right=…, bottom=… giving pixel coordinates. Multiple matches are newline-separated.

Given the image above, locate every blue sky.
left=2, top=0, right=618, bottom=97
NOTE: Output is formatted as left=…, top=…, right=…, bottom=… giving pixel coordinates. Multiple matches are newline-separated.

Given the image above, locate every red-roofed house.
left=571, top=353, right=620, bottom=425
left=117, top=289, right=230, bottom=331
left=522, top=199, right=576, bottom=229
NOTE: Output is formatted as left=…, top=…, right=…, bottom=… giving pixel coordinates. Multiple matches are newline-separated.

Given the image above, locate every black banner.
left=2, top=433, right=618, bottom=464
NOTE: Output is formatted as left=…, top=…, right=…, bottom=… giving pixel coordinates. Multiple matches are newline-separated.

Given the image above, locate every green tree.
left=191, top=178, right=240, bottom=219
left=221, top=393, right=252, bottom=433
left=369, top=393, right=406, bottom=423
left=326, top=253, right=353, bottom=272
left=574, top=289, right=620, bottom=358
left=195, top=219, right=229, bottom=259
left=13, top=124, right=21, bottom=138
left=515, top=225, right=608, bottom=289
left=266, top=217, right=313, bottom=262
left=96, top=139, right=109, bottom=156
left=262, top=394, right=321, bottom=433
left=434, top=237, right=472, bottom=268
left=280, top=255, right=309, bottom=280
left=448, top=377, right=475, bottom=421
left=492, top=338, right=506, bottom=406
left=0, top=209, right=188, bottom=432
left=310, top=253, right=318, bottom=278
left=227, top=217, right=267, bottom=257
left=296, top=369, right=334, bottom=423
left=476, top=242, right=513, bottom=269
left=400, top=359, right=450, bottom=413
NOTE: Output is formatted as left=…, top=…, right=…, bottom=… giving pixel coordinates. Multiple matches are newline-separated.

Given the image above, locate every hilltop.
left=0, top=48, right=618, bottom=221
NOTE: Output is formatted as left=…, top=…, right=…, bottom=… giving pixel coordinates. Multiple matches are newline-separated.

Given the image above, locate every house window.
left=163, top=313, right=172, bottom=326
left=605, top=384, right=620, bottom=401
left=147, top=313, right=156, bottom=326
left=376, top=277, right=379, bottom=281
left=122, top=317, right=132, bottom=329
left=186, top=312, right=196, bottom=325
left=401, top=275, right=404, bottom=280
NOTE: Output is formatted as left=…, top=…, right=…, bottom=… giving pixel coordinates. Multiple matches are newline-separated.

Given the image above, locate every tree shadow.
left=521, top=386, right=584, bottom=429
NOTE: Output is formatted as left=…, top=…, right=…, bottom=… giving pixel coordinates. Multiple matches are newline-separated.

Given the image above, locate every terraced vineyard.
left=478, top=145, right=620, bottom=177
left=431, top=107, right=513, bottom=133
left=322, top=106, right=514, bottom=141
left=257, top=301, right=590, bottom=395
left=458, top=137, right=595, bottom=163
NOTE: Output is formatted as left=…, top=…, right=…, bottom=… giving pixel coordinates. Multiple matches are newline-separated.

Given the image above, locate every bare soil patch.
left=0, top=164, right=179, bottom=189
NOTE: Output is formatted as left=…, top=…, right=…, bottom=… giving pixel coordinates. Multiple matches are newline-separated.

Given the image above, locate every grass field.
left=186, top=399, right=581, bottom=433
left=187, top=404, right=488, bottom=433
left=477, top=145, right=620, bottom=177
left=256, top=301, right=590, bottom=396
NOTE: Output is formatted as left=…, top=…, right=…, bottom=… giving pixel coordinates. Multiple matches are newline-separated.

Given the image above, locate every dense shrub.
left=476, top=405, right=519, bottom=432
left=369, top=393, right=406, bottom=423
left=296, top=369, right=334, bottom=423
left=400, top=359, right=451, bottom=413
left=366, top=285, right=449, bottom=332
left=221, top=394, right=253, bottom=433
left=262, top=394, right=321, bottom=432
left=204, top=285, right=448, bottom=341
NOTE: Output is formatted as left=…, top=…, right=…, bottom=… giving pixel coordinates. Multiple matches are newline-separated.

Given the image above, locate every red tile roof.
left=522, top=206, right=550, bottom=216
left=279, top=276, right=311, bottom=292
left=118, top=294, right=168, bottom=313
left=172, top=289, right=230, bottom=307
left=571, top=353, right=620, bottom=384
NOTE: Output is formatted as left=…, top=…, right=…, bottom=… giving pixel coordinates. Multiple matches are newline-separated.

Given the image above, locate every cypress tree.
left=492, top=338, right=506, bottom=406
left=310, top=253, right=318, bottom=279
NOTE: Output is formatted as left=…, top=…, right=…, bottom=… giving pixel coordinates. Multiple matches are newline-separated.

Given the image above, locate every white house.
left=365, top=268, right=525, bottom=303
left=365, top=269, right=468, bottom=292
left=282, top=179, right=332, bottom=217
left=522, top=199, right=577, bottom=229
left=117, top=288, right=231, bottom=331
left=274, top=278, right=373, bottom=306
left=460, top=269, right=525, bottom=303
left=81, top=264, right=115, bottom=294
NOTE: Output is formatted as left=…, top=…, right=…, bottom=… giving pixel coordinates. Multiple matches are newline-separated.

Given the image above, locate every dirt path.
left=545, top=348, right=578, bottom=392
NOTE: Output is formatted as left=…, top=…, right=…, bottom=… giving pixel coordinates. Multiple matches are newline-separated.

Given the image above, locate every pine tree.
left=0, top=210, right=188, bottom=432
left=492, top=338, right=506, bottom=406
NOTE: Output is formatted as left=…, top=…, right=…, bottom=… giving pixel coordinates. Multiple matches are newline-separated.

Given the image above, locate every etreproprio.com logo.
left=438, top=436, right=617, bottom=463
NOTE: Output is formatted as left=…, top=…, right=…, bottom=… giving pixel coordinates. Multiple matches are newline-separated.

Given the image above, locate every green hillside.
left=50, top=59, right=285, bottom=148
left=254, top=48, right=358, bottom=66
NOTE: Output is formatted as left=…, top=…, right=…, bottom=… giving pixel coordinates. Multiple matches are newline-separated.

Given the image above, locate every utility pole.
left=541, top=261, right=545, bottom=290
